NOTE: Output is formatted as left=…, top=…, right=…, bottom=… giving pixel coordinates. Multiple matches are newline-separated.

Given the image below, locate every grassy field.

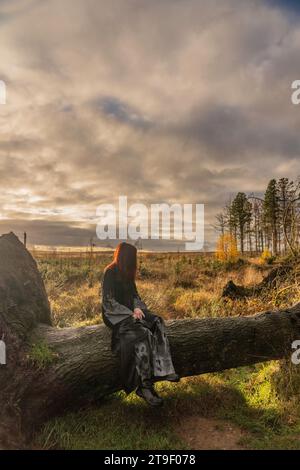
left=33, top=251, right=300, bottom=450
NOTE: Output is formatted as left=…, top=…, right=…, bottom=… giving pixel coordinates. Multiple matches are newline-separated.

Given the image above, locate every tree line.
left=215, top=178, right=300, bottom=256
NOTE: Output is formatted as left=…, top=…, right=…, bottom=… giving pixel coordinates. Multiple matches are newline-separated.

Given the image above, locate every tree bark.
left=1, top=233, right=300, bottom=449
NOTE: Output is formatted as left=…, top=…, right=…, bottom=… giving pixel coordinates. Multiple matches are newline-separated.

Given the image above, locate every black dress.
left=101, top=265, right=176, bottom=393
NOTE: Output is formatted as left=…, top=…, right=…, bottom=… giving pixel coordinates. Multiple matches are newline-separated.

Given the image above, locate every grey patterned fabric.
left=135, top=318, right=175, bottom=387
left=151, top=318, right=176, bottom=378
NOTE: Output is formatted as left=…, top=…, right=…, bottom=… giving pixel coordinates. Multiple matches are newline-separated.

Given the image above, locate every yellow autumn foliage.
left=215, top=233, right=239, bottom=262
left=260, top=248, right=274, bottom=265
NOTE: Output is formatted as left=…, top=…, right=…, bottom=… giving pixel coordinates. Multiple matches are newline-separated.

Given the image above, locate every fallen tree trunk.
left=0, top=233, right=300, bottom=449
left=222, top=262, right=296, bottom=300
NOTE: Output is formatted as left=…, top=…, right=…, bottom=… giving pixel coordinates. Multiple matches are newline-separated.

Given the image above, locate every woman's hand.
left=132, top=308, right=145, bottom=320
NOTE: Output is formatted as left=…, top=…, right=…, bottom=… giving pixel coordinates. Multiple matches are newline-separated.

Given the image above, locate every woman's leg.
left=116, top=317, right=149, bottom=393
left=151, top=317, right=178, bottom=380
left=116, top=317, right=159, bottom=394
left=116, top=316, right=176, bottom=403
left=134, top=331, right=164, bottom=406
left=134, top=331, right=153, bottom=389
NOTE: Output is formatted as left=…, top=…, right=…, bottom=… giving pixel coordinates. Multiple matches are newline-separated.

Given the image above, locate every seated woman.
left=101, top=242, right=179, bottom=406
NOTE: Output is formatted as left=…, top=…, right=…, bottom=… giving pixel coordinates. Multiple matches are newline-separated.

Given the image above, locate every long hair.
left=106, top=242, right=137, bottom=281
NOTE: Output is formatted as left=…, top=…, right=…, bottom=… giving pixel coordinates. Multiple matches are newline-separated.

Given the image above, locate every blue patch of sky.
left=266, top=0, right=300, bottom=14
left=93, top=96, right=152, bottom=129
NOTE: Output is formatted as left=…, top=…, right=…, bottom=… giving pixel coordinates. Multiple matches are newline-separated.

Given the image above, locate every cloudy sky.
left=0, top=0, right=299, bottom=250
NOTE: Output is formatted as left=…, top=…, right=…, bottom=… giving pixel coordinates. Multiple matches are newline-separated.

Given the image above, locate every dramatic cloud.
left=0, top=0, right=299, bottom=249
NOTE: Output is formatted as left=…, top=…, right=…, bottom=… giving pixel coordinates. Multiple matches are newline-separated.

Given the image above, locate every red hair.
left=106, top=242, right=137, bottom=281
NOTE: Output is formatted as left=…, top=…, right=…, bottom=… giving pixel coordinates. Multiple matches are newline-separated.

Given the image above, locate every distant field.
left=30, top=248, right=216, bottom=258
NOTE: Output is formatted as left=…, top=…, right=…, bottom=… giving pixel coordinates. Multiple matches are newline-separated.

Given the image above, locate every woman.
left=101, top=242, right=178, bottom=406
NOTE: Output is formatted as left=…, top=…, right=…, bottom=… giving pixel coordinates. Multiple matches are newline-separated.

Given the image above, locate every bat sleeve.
left=133, top=281, right=148, bottom=311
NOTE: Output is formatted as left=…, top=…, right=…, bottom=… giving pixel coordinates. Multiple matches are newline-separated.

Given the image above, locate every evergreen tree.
left=278, top=177, right=294, bottom=253
left=214, top=178, right=300, bottom=257
left=263, top=179, right=280, bottom=254
left=230, top=192, right=252, bottom=253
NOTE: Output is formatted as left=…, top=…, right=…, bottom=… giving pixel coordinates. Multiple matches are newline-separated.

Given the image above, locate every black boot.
left=136, top=386, right=163, bottom=407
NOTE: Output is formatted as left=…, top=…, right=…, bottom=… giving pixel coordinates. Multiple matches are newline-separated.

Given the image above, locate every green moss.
left=29, top=341, right=57, bottom=369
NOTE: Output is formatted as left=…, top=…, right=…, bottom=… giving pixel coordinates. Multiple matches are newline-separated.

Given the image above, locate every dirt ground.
left=176, top=417, right=248, bottom=450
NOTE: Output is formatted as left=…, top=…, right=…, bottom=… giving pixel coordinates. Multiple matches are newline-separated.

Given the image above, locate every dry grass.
left=38, top=252, right=280, bottom=327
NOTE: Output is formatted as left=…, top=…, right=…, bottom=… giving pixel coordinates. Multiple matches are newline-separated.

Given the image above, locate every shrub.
left=215, top=234, right=239, bottom=263
left=260, top=249, right=275, bottom=265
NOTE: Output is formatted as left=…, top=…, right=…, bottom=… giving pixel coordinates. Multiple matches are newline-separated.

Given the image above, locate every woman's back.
left=103, top=264, right=135, bottom=311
